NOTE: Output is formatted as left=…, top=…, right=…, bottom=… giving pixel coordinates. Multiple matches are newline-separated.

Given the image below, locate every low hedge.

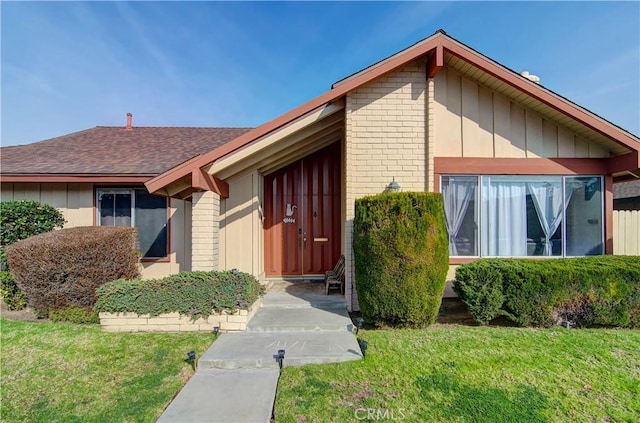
left=353, top=192, right=449, bottom=327
left=454, top=256, right=640, bottom=327
left=5, top=226, right=140, bottom=317
left=49, top=306, right=100, bottom=324
left=95, top=270, right=265, bottom=320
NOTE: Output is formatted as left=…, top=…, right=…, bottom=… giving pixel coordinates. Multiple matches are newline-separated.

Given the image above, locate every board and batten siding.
left=432, top=67, right=611, bottom=159
left=218, top=170, right=264, bottom=279
left=613, top=210, right=640, bottom=255
left=0, top=182, right=191, bottom=278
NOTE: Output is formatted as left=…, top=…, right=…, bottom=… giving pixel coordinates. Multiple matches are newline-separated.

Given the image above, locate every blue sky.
left=2, top=1, right=639, bottom=146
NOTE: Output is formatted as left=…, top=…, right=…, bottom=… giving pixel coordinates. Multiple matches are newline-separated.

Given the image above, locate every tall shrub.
left=353, top=192, right=449, bottom=327
left=5, top=226, right=140, bottom=316
left=0, top=200, right=65, bottom=309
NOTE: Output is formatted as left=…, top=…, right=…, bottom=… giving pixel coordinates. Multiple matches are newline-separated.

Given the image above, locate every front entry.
left=264, top=142, right=341, bottom=277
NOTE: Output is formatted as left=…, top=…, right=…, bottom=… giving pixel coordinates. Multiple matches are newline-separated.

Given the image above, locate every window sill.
left=140, top=257, right=171, bottom=263
left=449, top=257, right=479, bottom=265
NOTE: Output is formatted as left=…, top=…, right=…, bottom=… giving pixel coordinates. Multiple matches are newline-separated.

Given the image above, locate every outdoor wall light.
left=358, top=340, right=368, bottom=357
left=212, top=326, right=220, bottom=337
left=384, top=177, right=400, bottom=193
left=187, top=350, right=197, bottom=371
left=276, top=349, right=286, bottom=369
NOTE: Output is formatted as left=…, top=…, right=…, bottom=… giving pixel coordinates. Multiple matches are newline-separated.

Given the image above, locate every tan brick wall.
left=191, top=190, right=220, bottom=271
left=99, top=298, right=261, bottom=333
left=344, top=59, right=428, bottom=311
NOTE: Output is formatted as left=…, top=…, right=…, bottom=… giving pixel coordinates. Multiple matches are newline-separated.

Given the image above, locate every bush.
left=0, top=200, right=65, bottom=307
left=5, top=226, right=140, bottom=317
left=49, top=306, right=100, bottom=324
left=454, top=256, right=640, bottom=328
left=0, top=270, right=26, bottom=310
left=452, top=261, right=504, bottom=325
left=95, top=270, right=265, bottom=319
left=1, top=200, right=65, bottom=269
left=353, top=192, right=449, bottom=327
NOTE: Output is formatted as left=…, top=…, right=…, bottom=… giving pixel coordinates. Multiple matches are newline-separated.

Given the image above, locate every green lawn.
left=0, top=318, right=213, bottom=422
left=275, top=326, right=640, bottom=423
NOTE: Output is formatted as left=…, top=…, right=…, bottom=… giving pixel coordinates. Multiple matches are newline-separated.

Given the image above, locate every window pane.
left=442, top=176, right=477, bottom=256
left=98, top=192, right=131, bottom=227
left=481, top=176, right=528, bottom=256
left=114, top=194, right=132, bottom=226
left=98, top=193, right=115, bottom=226
left=135, top=190, right=168, bottom=258
left=526, top=179, right=563, bottom=256
left=565, top=177, right=603, bottom=255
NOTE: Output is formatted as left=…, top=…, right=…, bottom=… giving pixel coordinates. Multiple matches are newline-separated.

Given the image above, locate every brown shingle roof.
left=1, top=126, right=252, bottom=175
left=614, top=180, right=640, bottom=199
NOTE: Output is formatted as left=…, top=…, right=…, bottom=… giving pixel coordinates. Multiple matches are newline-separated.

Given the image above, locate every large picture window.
left=441, top=175, right=603, bottom=257
left=97, top=188, right=168, bottom=259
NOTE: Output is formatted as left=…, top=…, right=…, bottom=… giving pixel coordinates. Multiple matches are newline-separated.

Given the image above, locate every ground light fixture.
left=231, top=268, right=239, bottom=276
left=358, top=340, right=368, bottom=357
left=276, top=349, right=286, bottom=369
left=187, top=350, right=197, bottom=371
left=354, top=317, right=364, bottom=334
left=212, top=326, right=220, bottom=337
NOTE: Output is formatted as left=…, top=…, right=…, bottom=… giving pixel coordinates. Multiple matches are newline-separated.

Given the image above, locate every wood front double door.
left=264, top=143, right=341, bottom=276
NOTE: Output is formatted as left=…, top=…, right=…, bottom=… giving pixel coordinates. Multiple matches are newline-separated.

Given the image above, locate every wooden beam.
left=426, top=44, right=443, bottom=78
left=434, top=157, right=609, bottom=175
left=608, top=151, right=639, bottom=174
left=191, top=168, right=229, bottom=198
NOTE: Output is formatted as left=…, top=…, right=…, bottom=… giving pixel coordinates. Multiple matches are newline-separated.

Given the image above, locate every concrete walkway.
left=157, top=281, right=362, bottom=423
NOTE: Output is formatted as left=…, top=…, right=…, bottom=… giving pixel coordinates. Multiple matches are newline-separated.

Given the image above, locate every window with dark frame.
left=96, top=188, right=168, bottom=259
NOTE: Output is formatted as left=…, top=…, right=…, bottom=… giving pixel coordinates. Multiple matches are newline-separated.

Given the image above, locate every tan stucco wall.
left=432, top=67, right=611, bottom=160
left=613, top=210, right=640, bottom=255
left=344, top=59, right=428, bottom=311
left=219, top=170, right=264, bottom=279
left=0, top=182, right=190, bottom=279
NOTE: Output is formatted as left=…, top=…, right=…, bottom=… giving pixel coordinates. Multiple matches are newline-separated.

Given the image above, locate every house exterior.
left=2, top=31, right=639, bottom=311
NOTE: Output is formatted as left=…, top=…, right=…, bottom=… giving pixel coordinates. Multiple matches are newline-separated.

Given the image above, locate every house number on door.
left=283, top=203, right=297, bottom=224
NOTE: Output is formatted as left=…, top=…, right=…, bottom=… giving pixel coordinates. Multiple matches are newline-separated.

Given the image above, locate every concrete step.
left=260, top=290, right=347, bottom=310
left=199, top=331, right=363, bottom=370
left=156, top=368, right=279, bottom=423
left=246, top=307, right=355, bottom=332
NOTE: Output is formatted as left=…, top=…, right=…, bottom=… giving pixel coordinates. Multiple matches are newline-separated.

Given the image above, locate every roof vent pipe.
left=126, top=113, right=133, bottom=130
left=520, top=71, right=540, bottom=84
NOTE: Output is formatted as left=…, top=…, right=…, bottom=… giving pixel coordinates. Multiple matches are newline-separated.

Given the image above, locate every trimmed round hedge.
left=353, top=192, right=449, bottom=327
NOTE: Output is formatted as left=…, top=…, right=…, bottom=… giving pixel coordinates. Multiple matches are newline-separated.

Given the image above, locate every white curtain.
left=527, top=181, right=563, bottom=255
left=481, top=179, right=527, bottom=256
left=443, top=178, right=475, bottom=255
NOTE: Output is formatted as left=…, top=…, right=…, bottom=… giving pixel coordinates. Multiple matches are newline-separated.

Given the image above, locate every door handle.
left=303, top=232, right=307, bottom=247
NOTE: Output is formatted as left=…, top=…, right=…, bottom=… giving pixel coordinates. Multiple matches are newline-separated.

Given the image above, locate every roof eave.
left=0, top=174, right=155, bottom=183
left=147, top=31, right=640, bottom=196
left=146, top=33, right=446, bottom=194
